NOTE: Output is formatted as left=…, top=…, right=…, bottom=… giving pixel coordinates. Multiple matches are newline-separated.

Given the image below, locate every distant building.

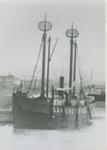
left=0, top=74, right=19, bottom=83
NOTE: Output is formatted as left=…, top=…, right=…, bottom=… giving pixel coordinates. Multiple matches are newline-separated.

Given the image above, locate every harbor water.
left=0, top=104, right=106, bottom=150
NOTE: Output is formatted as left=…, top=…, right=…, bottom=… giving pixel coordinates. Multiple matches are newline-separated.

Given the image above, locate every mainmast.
left=69, top=23, right=74, bottom=93
left=65, top=24, right=79, bottom=96
left=38, top=15, right=52, bottom=98
left=73, top=39, right=77, bottom=97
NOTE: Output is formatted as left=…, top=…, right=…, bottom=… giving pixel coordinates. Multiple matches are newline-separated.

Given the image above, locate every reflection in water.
left=0, top=108, right=106, bottom=150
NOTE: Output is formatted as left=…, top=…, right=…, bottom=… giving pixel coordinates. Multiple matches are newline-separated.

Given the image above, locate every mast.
left=73, top=39, right=77, bottom=97
left=65, top=23, right=79, bottom=96
left=41, top=15, right=47, bottom=97
left=46, top=36, right=51, bottom=99
left=69, top=23, right=74, bottom=94
left=38, top=15, right=52, bottom=98
left=46, top=38, right=58, bottom=99
left=89, top=69, right=93, bottom=94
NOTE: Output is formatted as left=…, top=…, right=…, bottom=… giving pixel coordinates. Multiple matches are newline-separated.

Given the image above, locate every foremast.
left=38, top=15, right=52, bottom=98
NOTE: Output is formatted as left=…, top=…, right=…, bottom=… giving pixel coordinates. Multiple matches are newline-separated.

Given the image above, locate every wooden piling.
left=87, top=106, right=92, bottom=120
left=49, top=87, right=54, bottom=119
left=75, top=106, right=79, bottom=128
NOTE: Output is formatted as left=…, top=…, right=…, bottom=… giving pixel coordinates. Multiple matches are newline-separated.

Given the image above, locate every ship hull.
left=12, top=92, right=51, bottom=129
left=13, top=105, right=49, bottom=129
left=12, top=92, right=93, bottom=129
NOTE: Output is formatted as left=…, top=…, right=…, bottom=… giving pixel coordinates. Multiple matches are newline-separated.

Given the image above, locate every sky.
left=0, top=0, right=105, bottom=82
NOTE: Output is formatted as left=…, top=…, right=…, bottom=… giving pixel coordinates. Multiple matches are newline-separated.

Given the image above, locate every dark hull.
left=12, top=93, right=93, bottom=129
left=88, top=94, right=105, bottom=102
left=13, top=105, right=50, bottom=129
left=12, top=92, right=51, bottom=129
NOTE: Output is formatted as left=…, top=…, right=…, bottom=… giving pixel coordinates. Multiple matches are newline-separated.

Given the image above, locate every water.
left=0, top=108, right=106, bottom=150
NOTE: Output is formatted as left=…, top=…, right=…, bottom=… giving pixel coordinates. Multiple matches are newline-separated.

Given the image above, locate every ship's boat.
left=88, top=88, right=105, bottom=102
left=87, top=70, right=105, bottom=102
left=12, top=16, right=95, bottom=129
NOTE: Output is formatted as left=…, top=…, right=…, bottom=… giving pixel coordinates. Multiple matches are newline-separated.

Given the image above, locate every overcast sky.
left=0, top=0, right=105, bottom=82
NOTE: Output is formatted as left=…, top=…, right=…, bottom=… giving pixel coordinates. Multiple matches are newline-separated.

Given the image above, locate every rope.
left=76, top=44, right=86, bottom=98
left=50, top=39, right=58, bottom=60
left=76, top=43, right=82, bottom=81
left=27, top=35, right=43, bottom=93
left=76, top=44, right=93, bottom=97
left=33, top=69, right=38, bottom=93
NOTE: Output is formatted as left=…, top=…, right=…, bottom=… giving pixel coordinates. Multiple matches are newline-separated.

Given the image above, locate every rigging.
left=27, top=35, right=44, bottom=93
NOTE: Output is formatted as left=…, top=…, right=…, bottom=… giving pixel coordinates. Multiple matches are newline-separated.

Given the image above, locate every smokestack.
left=58, top=76, right=64, bottom=97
